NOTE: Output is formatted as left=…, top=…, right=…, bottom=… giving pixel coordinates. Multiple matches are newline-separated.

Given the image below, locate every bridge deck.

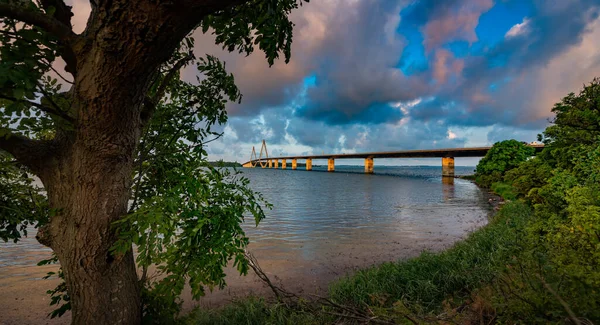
left=244, top=144, right=544, bottom=164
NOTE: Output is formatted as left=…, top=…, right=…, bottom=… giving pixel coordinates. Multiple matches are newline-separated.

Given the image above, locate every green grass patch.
left=329, top=201, right=530, bottom=314
left=186, top=297, right=330, bottom=325
left=490, top=182, right=518, bottom=201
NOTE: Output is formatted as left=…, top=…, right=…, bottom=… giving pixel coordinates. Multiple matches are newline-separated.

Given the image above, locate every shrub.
left=475, top=140, right=535, bottom=187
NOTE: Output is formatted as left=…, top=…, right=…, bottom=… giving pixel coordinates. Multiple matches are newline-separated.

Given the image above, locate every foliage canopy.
left=475, top=139, right=535, bottom=187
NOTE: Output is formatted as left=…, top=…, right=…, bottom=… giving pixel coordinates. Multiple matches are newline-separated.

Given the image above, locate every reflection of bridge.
left=242, top=140, right=544, bottom=177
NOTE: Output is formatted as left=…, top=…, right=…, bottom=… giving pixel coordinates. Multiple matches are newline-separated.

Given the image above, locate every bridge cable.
left=250, top=146, right=258, bottom=167
left=258, top=140, right=269, bottom=168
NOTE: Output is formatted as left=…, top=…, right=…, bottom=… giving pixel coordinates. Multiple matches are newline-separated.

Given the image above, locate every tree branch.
left=35, top=83, right=74, bottom=121
left=0, top=130, right=52, bottom=174
left=0, top=3, right=76, bottom=42
left=0, top=94, right=75, bottom=123
left=39, top=0, right=73, bottom=28
left=153, top=51, right=195, bottom=103
left=141, top=51, right=195, bottom=125
left=179, top=0, right=249, bottom=14
left=0, top=3, right=79, bottom=74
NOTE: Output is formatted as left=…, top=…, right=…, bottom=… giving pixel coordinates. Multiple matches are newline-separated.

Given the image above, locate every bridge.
left=242, top=140, right=545, bottom=177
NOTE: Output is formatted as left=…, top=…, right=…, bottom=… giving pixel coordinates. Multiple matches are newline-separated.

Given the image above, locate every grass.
left=186, top=297, right=329, bottom=325
left=490, top=182, right=518, bottom=201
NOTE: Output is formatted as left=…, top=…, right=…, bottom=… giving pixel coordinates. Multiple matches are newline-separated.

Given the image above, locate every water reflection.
left=442, top=176, right=455, bottom=201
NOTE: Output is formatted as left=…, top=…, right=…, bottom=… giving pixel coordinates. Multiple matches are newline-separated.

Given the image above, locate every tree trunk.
left=62, top=250, right=140, bottom=325
left=40, top=165, right=143, bottom=324
left=39, top=103, right=144, bottom=323
left=32, top=3, right=197, bottom=322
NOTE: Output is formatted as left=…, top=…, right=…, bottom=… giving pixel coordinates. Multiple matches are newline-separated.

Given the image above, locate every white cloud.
left=505, top=18, right=530, bottom=38
left=390, top=97, right=427, bottom=115
left=447, top=129, right=457, bottom=139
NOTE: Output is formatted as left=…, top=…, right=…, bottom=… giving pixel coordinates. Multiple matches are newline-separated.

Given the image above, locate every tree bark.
left=40, top=91, right=145, bottom=324
left=34, top=1, right=189, bottom=322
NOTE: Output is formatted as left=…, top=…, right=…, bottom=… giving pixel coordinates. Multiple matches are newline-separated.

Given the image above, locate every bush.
left=475, top=140, right=535, bottom=187
left=504, top=157, right=553, bottom=199
left=494, top=78, right=600, bottom=322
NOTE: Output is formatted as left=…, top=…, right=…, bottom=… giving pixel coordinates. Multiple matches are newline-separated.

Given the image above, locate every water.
left=0, top=165, right=489, bottom=323
left=239, top=166, right=488, bottom=271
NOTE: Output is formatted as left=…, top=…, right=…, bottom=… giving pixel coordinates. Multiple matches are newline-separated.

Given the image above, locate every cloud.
left=432, top=49, right=464, bottom=84
left=505, top=17, right=530, bottom=38
left=447, top=129, right=457, bottom=140
left=293, top=0, right=429, bottom=126
left=421, top=0, right=494, bottom=51
left=409, top=0, right=600, bottom=130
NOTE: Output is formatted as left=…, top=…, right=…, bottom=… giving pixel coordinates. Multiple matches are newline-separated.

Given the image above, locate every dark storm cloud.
left=299, top=101, right=404, bottom=125
left=286, top=117, right=467, bottom=155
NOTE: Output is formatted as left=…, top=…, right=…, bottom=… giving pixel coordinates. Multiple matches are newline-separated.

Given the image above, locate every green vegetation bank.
left=208, top=160, right=243, bottom=167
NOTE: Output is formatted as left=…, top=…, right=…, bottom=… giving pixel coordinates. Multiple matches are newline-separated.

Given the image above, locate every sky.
left=66, top=0, right=600, bottom=166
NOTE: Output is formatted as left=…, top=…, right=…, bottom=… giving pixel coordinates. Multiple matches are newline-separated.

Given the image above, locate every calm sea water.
left=240, top=165, right=486, bottom=255
left=0, top=165, right=486, bottom=268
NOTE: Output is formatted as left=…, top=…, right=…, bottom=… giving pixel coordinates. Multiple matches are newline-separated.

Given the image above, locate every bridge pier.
left=306, top=159, right=312, bottom=171
left=282, top=159, right=287, bottom=169
left=442, top=157, right=455, bottom=177
left=274, top=159, right=279, bottom=169
left=268, top=160, right=272, bottom=168
left=292, top=159, right=297, bottom=170
left=365, top=158, right=374, bottom=174
left=328, top=158, right=335, bottom=172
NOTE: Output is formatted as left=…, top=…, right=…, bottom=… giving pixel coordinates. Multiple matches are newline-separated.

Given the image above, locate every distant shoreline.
left=208, top=161, right=242, bottom=167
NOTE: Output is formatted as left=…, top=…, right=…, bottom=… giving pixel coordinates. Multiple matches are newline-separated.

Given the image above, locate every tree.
left=475, top=139, right=535, bottom=187
left=0, top=1, right=304, bottom=324
left=498, top=78, right=600, bottom=321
